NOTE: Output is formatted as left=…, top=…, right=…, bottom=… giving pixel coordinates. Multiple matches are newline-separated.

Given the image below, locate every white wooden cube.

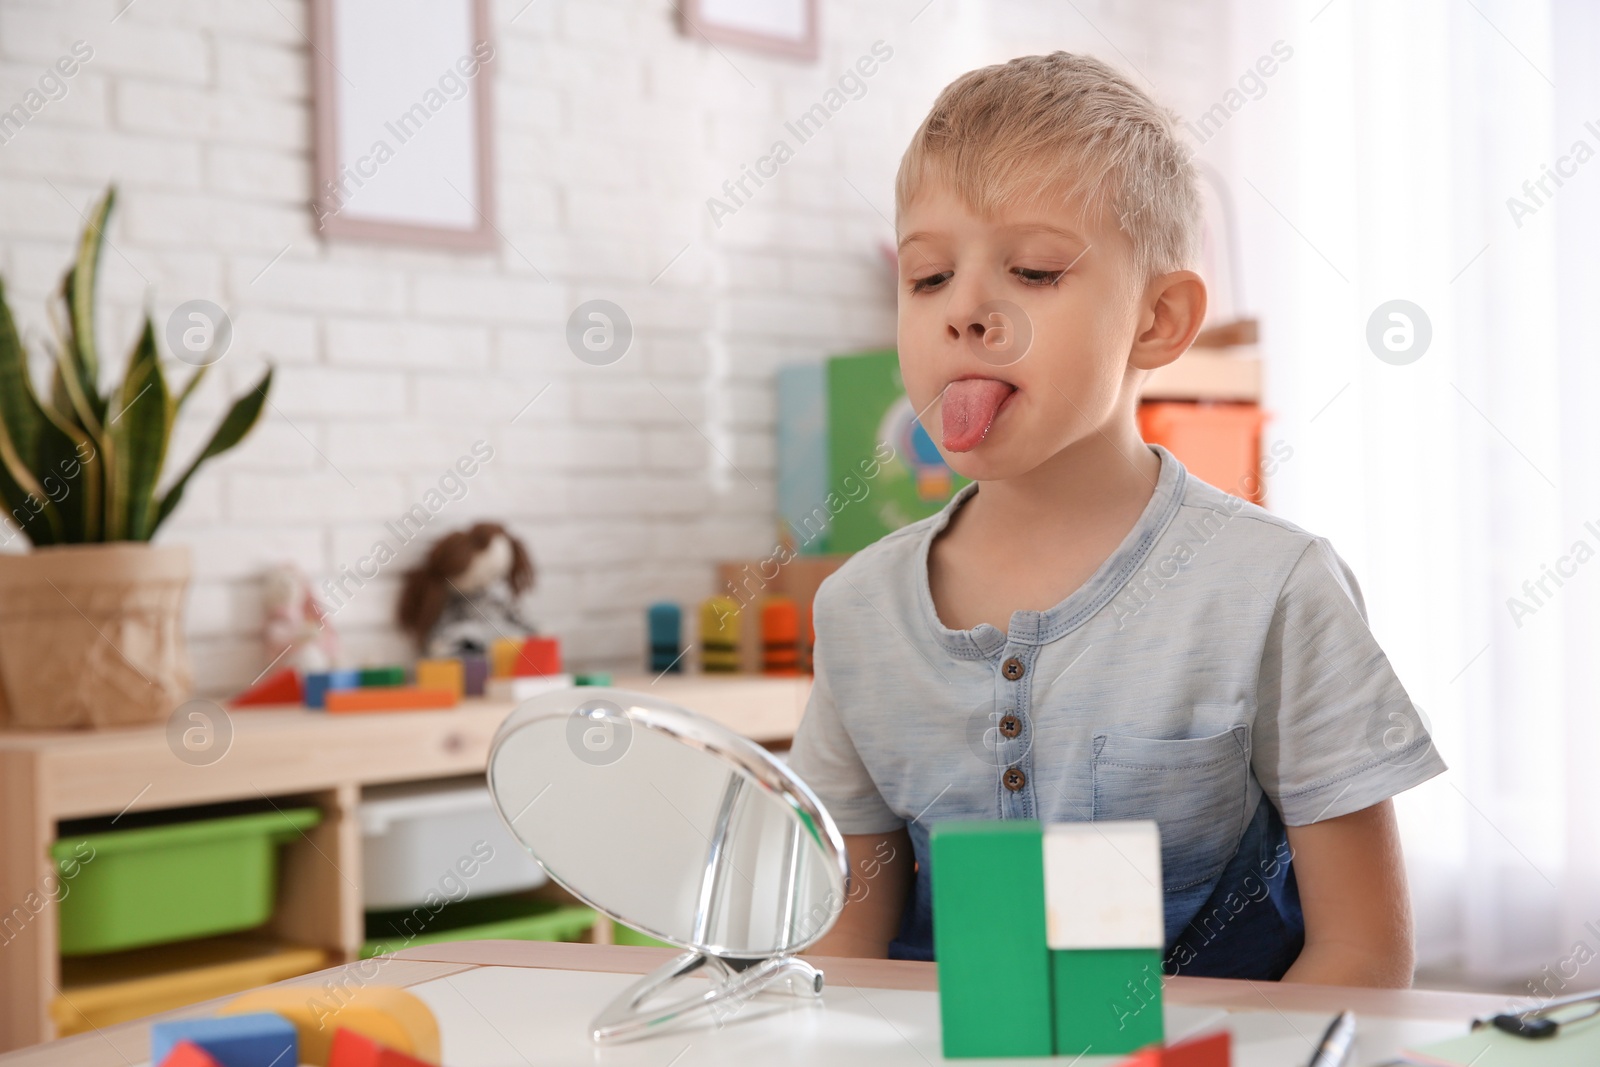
left=1042, top=820, right=1164, bottom=949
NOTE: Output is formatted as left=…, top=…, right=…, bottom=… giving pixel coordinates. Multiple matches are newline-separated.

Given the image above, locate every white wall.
left=0, top=0, right=1231, bottom=694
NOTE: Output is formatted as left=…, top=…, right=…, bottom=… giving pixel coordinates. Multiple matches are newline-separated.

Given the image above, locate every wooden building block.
left=1163, top=1029, right=1230, bottom=1067
left=150, top=1012, right=296, bottom=1067
left=328, top=1027, right=436, bottom=1067
left=700, top=596, right=740, bottom=673
left=761, top=597, right=799, bottom=675
left=513, top=636, right=562, bottom=676
left=1043, top=821, right=1163, bottom=949
left=223, top=986, right=439, bottom=1065
left=461, top=654, right=489, bottom=696
left=323, top=687, right=458, bottom=713
left=930, top=820, right=1054, bottom=1058
left=158, top=1041, right=223, bottom=1067
left=414, top=659, right=464, bottom=699
left=230, top=668, right=302, bottom=708
left=358, top=667, right=406, bottom=687
left=1052, top=947, right=1165, bottom=1057
left=489, top=638, right=522, bottom=678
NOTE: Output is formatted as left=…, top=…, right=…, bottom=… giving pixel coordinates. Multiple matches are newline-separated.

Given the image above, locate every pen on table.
left=1306, top=1009, right=1357, bottom=1067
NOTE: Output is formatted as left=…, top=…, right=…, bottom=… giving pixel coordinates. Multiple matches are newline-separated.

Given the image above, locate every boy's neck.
left=965, top=421, right=1159, bottom=533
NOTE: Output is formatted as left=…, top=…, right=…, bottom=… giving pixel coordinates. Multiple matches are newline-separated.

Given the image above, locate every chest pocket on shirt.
left=1091, top=724, right=1251, bottom=892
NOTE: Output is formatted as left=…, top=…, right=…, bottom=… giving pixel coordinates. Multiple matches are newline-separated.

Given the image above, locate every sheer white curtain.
left=1211, top=0, right=1600, bottom=983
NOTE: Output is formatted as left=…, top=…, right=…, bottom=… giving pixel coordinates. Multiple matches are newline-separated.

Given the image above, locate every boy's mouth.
left=941, top=377, right=1017, bottom=452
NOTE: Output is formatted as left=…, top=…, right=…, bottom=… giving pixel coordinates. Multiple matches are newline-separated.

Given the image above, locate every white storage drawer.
left=360, top=777, right=546, bottom=910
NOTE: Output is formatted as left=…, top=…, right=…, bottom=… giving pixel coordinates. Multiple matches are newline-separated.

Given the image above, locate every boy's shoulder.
left=812, top=501, right=949, bottom=616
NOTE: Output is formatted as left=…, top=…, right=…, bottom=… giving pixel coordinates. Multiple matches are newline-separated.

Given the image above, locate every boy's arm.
left=803, top=828, right=914, bottom=958
left=1281, top=799, right=1416, bottom=987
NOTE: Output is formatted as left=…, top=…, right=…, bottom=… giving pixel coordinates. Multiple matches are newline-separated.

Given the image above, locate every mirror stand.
left=590, top=949, right=825, bottom=1043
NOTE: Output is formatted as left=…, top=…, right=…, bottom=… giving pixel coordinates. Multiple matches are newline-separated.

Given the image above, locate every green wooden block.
left=1051, top=947, right=1165, bottom=1057
left=359, top=666, right=406, bottom=687
left=931, top=821, right=1053, bottom=1058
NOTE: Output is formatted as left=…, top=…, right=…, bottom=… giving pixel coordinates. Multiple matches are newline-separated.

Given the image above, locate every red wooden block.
left=1163, top=1029, right=1231, bottom=1067
left=229, top=667, right=303, bottom=707
left=159, top=1041, right=223, bottom=1067
left=1113, top=1048, right=1163, bottom=1067
left=328, top=1027, right=437, bottom=1067
left=514, top=636, right=562, bottom=676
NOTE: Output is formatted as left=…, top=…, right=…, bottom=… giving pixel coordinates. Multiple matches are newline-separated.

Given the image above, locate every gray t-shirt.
left=787, top=443, right=1446, bottom=974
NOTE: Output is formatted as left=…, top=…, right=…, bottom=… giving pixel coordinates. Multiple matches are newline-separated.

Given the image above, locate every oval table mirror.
left=486, top=687, right=849, bottom=1043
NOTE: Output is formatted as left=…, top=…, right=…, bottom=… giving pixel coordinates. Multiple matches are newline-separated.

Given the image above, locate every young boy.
left=787, top=53, right=1445, bottom=984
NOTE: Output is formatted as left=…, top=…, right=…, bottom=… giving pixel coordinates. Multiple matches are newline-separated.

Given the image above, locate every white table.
left=1, top=941, right=1515, bottom=1066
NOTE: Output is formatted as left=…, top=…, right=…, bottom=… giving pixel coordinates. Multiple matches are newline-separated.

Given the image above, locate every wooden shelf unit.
left=0, top=674, right=812, bottom=1053
left=1141, top=345, right=1262, bottom=403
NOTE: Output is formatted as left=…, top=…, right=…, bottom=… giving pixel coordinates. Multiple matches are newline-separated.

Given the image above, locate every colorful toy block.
left=304, top=669, right=362, bottom=709
left=1045, top=821, right=1166, bottom=1056
left=359, top=666, right=407, bottom=687
left=513, top=635, right=562, bottom=676
left=223, top=986, right=439, bottom=1065
left=158, top=1041, right=223, bottom=1067
left=415, top=658, right=465, bottom=699
left=930, top=821, right=1054, bottom=1057
left=486, top=673, right=574, bottom=702
left=230, top=667, right=302, bottom=708
left=150, top=1012, right=296, bottom=1067
left=324, top=687, right=458, bottom=713
left=1162, top=1029, right=1230, bottom=1067
left=461, top=653, right=490, bottom=696
left=489, top=637, right=522, bottom=678
left=574, top=671, right=612, bottom=686
left=328, top=1027, right=437, bottom=1067
left=647, top=601, right=683, bottom=673
left=761, top=597, right=799, bottom=675
left=700, top=596, right=740, bottom=673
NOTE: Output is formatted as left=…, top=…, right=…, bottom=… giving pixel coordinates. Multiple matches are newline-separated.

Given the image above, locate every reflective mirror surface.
left=486, top=688, right=848, bottom=959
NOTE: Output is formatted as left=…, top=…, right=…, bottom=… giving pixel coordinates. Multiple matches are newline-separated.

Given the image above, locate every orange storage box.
left=1139, top=402, right=1269, bottom=504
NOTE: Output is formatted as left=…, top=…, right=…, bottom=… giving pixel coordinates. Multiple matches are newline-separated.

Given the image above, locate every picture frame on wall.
left=309, top=0, right=497, bottom=249
left=679, top=0, right=819, bottom=62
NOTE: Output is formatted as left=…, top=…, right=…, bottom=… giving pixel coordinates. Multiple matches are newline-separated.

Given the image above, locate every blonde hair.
left=895, top=52, right=1200, bottom=279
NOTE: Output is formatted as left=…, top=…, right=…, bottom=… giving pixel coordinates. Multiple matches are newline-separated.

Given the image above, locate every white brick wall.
left=0, top=0, right=1231, bottom=695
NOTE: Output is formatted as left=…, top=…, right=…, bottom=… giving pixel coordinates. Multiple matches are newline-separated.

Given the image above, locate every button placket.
left=996, top=644, right=1036, bottom=820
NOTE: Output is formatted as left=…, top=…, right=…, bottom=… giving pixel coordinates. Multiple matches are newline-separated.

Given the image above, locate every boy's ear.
left=1129, top=270, right=1207, bottom=371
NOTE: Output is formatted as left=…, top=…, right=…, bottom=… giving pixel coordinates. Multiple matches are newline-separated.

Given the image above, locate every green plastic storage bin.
left=52, top=807, right=321, bottom=956
left=611, top=921, right=674, bottom=949
left=360, top=894, right=597, bottom=959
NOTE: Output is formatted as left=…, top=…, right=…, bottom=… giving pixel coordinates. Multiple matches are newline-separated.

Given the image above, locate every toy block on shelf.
left=489, top=637, right=522, bottom=678
left=930, top=820, right=1054, bottom=1058
left=324, top=687, right=458, bottom=713
left=230, top=668, right=302, bottom=708
left=223, top=986, right=439, bottom=1065
left=359, top=666, right=407, bottom=687
left=415, top=658, right=465, bottom=698
left=486, top=673, right=574, bottom=702
left=761, top=597, right=799, bottom=675
left=304, top=669, right=361, bottom=709
left=648, top=601, right=683, bottom=673
left=328, top=1027, right=437, bottom=1067
left=461, top=653, right=490, bottom=696
left=1044, top=820, right=1166, bottom=1057
left=513, top=636, right=562, bottom=676
left=151, top=1013, right=296, bottom=1067
left=700, top=596, right=740, bottom=673
left=158, top=1041, right=223, bottom=1067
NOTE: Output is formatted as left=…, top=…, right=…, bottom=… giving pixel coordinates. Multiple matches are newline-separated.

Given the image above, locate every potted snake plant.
left=0, top=186, right=272, bottom=729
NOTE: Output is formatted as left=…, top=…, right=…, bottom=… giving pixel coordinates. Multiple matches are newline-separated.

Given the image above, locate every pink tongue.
left=941, top=379, right=1015, bottom=452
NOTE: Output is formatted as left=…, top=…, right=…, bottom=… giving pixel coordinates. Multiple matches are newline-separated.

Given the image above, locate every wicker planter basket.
left=0, top=543, right=192, bottom=729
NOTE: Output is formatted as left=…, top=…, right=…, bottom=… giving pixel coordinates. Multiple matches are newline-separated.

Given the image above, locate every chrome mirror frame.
left=486, top=687, right=849, bottom=1043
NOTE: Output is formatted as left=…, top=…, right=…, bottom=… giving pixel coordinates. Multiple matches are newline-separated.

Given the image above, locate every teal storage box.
left=52, top=807, right=321, bottom=956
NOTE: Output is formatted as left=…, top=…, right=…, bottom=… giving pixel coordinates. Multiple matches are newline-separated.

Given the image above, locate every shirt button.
left=1001, top=657, right=1025, bottom=681
left=998, top=714, right=1022, bottom=738
left=1003, top=767, right=1027, bottom=791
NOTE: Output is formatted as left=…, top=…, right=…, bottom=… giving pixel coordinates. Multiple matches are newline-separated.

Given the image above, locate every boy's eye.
left=909, top=271, right=952, bottom=294
left=1014, top=267, right=1066, bottom=286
